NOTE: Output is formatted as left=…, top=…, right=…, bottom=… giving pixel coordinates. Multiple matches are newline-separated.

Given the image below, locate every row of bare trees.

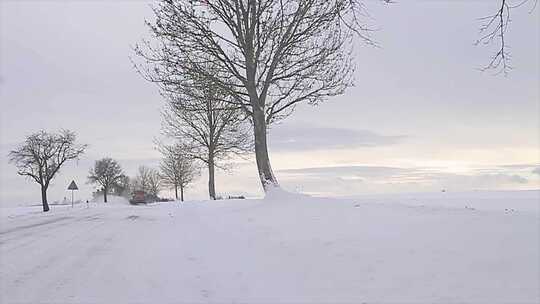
left=135, top=0, right=368, bottom=192
left=88, top=150, right=199, bottom=203
left=134, top=0, right=535, bottom=197
left=160, top=63, right=252, bottom=200
left=7, top=129, right=200, bottom=212
left=135, top=0, right=372, bottom=196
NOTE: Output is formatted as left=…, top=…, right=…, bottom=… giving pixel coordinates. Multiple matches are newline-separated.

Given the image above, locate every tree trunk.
left=103, top=187, right=108, bottom=203
left=208, top=154, right=216, bottom=200
left=41, top=185, right=50, bottom=212
left=180, top=186, right=184, bottom=202
left=252, top=108, right=278, bottom=191
left=174, top=184, right=179, bottom=200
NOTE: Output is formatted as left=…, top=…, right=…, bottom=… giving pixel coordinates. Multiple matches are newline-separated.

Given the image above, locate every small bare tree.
left=133, top=166, right=152, bottom=193
left=135, top=0, right=387, bottom=192
left=159, top=143, right=199, bottom=201
left=8, top=130, right=87, bottom=212
left=147, top=168, right=162, bottom=199
left=88, top=158, right=126, bottom=203
left=133, top=165, right=161, bottom=198
left=112, top=175, right=132, bottom=198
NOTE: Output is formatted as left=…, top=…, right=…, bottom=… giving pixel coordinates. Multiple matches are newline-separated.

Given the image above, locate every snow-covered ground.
left=1, top=190, right=539, bottom=303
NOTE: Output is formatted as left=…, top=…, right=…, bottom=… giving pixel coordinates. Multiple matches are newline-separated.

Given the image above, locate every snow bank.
left=350, top=190, right=540, bottom=215
left=263, top=185, right=311, bottom=202
left=90, top=195, right=130, bottom=205
left=0, top=195, right=132, bottom=220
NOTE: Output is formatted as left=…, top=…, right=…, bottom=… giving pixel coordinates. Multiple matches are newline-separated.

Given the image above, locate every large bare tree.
left=8, top=130, right=87, bottom=212
left=87, top=158, right=126, bottom=203
left=160, top=64, right=252, bottom=200
left=159, top=143, right=199, bottom=201
left=135, top=0, right=386, bottom=192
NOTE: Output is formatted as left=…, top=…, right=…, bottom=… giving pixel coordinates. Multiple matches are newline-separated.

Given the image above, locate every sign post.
left=67, top=180, right=79, bottom=208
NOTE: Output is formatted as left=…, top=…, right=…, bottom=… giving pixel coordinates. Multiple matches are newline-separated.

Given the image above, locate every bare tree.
left=160, top=64, right=251, bottom=200
left=135, top=0, right=387, bottom=192
left=8, top=130, right=87, bottom=212
left=476, top=0, right=538, bottom=75
left=133, top=165, right=161, bottom=198
left=147, top=168, right=162, bottom=199
left=112, top=175, right=132, bottom=198
left=87, top=158, right=126, bottom=203
left=159, top=143, right=199, bottom=201
left=133, top=165, right=152, bottom=193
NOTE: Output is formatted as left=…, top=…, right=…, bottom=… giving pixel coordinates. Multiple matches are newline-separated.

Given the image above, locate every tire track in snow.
left=0, top=209, right=133, bottom=302
left=0, top=216, right=73, bottom=235
left=0, top=212, right=107, bottom=254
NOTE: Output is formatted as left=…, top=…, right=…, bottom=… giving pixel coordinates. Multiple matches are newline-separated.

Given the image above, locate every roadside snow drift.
left=1, top=191, right=539, bottom=303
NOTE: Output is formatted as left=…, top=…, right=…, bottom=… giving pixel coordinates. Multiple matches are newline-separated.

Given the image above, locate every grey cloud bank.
left=269, top=126, right=405, bottom=151
left=277, top=164, right=539, bottom=197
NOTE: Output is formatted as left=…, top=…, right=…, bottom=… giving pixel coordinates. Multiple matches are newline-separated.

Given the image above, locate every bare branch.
left=476, top=0, right=536, bottom=75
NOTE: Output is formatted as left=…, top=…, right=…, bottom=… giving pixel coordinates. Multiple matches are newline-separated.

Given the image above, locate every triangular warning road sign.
left=67, top=180, right=79, bottom=190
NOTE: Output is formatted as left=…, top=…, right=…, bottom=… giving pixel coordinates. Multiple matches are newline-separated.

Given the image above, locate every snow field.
left=1, top=190, right=538, bottom=303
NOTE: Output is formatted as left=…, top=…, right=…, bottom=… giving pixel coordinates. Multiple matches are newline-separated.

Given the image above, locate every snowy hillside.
left=1, top=190, right=539, bottom=303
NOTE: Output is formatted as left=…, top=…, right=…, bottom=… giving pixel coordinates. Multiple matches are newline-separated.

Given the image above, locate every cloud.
left=481, top=164, right=540, bottom=179
left=444, top=173, right=528, bottom=186
left=268, top=125, right=405, bottom=151
left=276, top=165, right=532, bottom=196
left=280, top=166, right=409, bottom=178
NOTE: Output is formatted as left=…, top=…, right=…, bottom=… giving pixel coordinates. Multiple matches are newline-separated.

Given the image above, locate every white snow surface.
left=1, top=190, right=539, bottom=303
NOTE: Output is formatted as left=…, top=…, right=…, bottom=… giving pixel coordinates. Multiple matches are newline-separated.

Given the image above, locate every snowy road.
left=1, top=192, right=539, bottom=303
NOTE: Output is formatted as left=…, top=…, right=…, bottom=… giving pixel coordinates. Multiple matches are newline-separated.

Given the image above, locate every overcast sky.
left=1, top=0, right=539, bottom=206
